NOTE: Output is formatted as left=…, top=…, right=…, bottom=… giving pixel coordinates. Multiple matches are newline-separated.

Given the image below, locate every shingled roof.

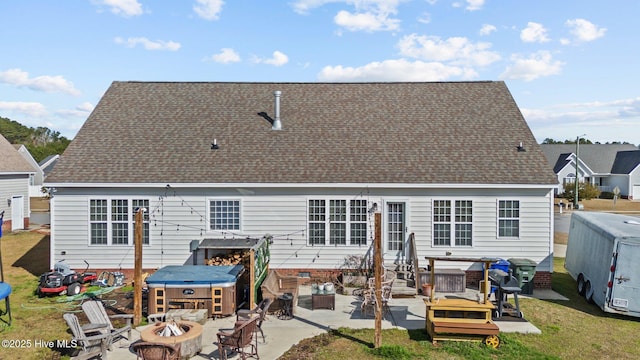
left=0, top=134, right=33, bottom=173
left=47, top=81, right=557, bottom=186
left=611, top=150, right=640, bottom=174
left=541, top=144, right=639, bottom=174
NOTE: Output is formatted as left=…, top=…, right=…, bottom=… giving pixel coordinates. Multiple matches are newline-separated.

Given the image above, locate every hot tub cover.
left=146, top=265, right=244, bottom=285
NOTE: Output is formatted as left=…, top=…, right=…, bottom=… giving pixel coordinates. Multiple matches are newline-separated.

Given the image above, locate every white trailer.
left=565, top=211, right=640, bottom=317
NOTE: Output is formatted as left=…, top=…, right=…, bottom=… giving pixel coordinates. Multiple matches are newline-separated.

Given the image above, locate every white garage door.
left=633, top=185, right=640, bottom=200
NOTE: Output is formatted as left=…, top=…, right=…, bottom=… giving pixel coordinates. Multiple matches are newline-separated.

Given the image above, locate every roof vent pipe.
left=272, top=90, right=282, bottom=130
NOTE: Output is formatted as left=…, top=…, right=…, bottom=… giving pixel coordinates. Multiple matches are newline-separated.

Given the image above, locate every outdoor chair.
left=131, top=341, right=181, bottom=360
left=63, top=312, right=111, bottom=360
left=216, top=315, right=260, bottom=360
left=81, top=299, right=133, bottom=349
left=236, top=297, right=274, bottom=343
left=381, top=285, right=396, bottom=325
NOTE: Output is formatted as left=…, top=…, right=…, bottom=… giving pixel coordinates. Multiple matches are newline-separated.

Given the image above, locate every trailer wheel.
left=67, top=283, right=81, bottom=296
left=584, top=281, right=594, bottom=304
left=577, top=274, right=586, bottom=296
left=484, top=335, right=500, bottom=348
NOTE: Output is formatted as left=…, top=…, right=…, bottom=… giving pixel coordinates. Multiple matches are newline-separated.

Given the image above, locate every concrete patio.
left=106, top=284, right=565, bottom=359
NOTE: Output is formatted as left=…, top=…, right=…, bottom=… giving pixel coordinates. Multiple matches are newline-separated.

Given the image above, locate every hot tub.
left=146, top=265, right=244, bottom=318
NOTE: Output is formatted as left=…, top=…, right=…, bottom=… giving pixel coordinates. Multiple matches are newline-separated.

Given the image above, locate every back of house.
left=46, top=81, right=558, bottom=291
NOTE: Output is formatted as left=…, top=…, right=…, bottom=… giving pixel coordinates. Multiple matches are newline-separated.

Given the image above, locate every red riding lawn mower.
left=36, top=260, right=97, bottom=296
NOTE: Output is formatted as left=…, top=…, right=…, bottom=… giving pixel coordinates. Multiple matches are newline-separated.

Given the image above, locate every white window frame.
left=307, top=198, right=369, bottom=246
left=88, top=198, right=150, bottom=246
left=432, top=199, right=473, bottom=247
left=207, top=198, right=242, bottom=232
left=497, top=199, right=520, bottom=238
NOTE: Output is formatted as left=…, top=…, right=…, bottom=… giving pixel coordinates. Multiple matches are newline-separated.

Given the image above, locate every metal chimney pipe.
left=273, top=90, right=282, bottom=130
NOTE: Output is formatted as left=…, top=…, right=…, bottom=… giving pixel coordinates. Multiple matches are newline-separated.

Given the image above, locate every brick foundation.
left=0, top=218, right=30, bottom=233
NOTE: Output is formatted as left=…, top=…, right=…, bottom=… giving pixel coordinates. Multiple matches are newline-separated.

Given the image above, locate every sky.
left=1, top=0, right=639, bottom=145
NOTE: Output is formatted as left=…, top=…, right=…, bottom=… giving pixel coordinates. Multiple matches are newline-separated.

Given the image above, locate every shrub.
left=562, top=182, right=601, bottom=201
left=599, top=191, right=615, bottom=199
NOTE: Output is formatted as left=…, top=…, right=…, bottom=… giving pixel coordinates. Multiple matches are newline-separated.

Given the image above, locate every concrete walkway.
left=108, top=285, right=564, bottom=359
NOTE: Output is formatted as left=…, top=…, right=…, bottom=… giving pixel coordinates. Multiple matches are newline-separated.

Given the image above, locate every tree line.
left=542, top=137, right=639, bottom=147
left=0, top=116, right=71, bottom=163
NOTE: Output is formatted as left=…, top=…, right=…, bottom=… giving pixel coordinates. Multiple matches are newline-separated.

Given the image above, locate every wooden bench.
left=431, top=321, right=499, bottom=336
left=260, top=270, right=299, bottom=314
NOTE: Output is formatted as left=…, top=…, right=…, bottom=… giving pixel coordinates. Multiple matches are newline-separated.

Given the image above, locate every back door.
left=609, top=241, right=640, bottom=313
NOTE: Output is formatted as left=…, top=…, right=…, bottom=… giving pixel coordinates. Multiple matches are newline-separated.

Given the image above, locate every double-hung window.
left=308, top=199, right=369, bottom=246
left=432, top=200, right=473, bottom=246
left=498, top=200, right=520, bottom=237
left=89, top=198, right=150, bottom=245
left=208, top=199, right=240, bottom=231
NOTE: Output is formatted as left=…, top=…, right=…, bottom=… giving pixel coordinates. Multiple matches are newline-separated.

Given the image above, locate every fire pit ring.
left=140, top=320, right=203, bottom=360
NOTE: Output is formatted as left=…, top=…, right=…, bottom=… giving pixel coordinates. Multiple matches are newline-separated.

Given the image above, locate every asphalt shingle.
left=47, top=81, right=557, bottom=186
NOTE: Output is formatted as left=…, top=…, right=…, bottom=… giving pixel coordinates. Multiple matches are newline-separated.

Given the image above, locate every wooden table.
left=424, top=297, right=499, bottom=346
left=423, top=256, right=502, bottom=348
left=311, top=290, right=335, bottom=310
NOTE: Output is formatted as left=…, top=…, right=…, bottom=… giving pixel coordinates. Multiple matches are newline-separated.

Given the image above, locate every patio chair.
left=131, top=341, right=181, bottom=360
left=216, top=315, right=260, bottom=360
left=63, top=313, right=111, bottom=360
left=236, top=297, right=274, bottom=343
left=81, top=299, right=133, bottom=349
left=381, top=285, right=396, bottom=325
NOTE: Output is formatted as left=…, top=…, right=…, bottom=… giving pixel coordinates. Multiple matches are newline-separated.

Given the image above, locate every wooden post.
left=429, top=258, right=435, bottom=300
left=250, top=248, right=256, bottom=306
left=374, top=212, right=382, bottom=348
left=133, top=208, right=144, bottom=326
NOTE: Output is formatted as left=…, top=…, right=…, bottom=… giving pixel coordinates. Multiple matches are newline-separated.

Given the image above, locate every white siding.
left=629, top=166, right=640, bottom=199
left=51, top=186, right=554, bottom=273
left=0, top=174, right=30, bottom=222
left=608, top=175, right=629, bottom=197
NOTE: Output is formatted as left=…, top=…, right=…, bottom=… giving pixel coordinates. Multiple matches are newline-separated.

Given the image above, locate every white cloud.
left=465, top=0, right=485, bottom=11
left=523, top=97, right=640, bottom=144
left=292, top=0, right=403, bottom=32
left=565, top=18, right=606, bottom=44
left=397, top=34, right=500, bottom=67
left=417, top=12, right=431, bottom=24
left=97, top=0, right=143, bottom=17
left=254, top=51, right=289, bottom=66
left=114, top=37, right=181, bottom=51
left=479, top=24, right=496, bottom=36
left=334, top=9, right=400, bottom=32
left=292, top=0, right=344, bottom=15
left=0, top=68, right=80, bottom=96
left=194, top=0, right=224, bottom=21
left=520, top=22, right=550, bottom=43
left=318, top=58, right=477, bottom=81
left=500, top=51, right=564, bottom=81
left=209, top=48, right=241, bottom=63
left=56, top=102, right=94, bottom=118
left=0, top=101, right=47, bottom=117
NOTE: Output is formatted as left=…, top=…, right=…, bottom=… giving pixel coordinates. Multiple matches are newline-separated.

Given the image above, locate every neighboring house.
left=610, top=150, right=640, bottom=199
left=39, top=154, right=60, bottom=180
left=541, top=144, right=640, bottom=198
left=46, top=81, right=558, bottom=288
left=0, top=134, right=33, bottom=232
left=13, top=144, right=45, bottom=197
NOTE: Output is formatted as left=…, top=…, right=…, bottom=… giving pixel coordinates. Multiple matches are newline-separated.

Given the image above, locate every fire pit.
left=140, top=320, right=203, bottom=360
